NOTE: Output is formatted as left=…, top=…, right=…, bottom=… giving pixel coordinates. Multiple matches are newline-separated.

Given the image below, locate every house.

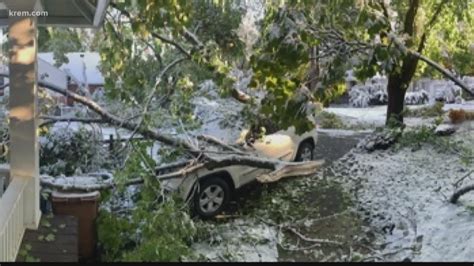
left=0, top=57, right=68, bottom=103
left=38, top=52, right=105, bottom=106
left=1, top=52, right=105, bottom=106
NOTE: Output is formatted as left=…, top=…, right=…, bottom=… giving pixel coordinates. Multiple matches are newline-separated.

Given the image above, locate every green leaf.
left=45, top=233, right=56, bottom=242
left=41, top=220, right=51, bottom=228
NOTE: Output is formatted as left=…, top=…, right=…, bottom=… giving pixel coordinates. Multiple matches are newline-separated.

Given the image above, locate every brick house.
left=38, top=52, right=105, bottom=106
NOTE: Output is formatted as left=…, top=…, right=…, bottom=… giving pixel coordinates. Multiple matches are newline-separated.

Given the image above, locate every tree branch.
left=197, top=134, right=248, bottom=155
left=129, top=57, right=188, bottom=139
left=150, top=31, right=192, bottom=58
left=231, top=88, right=252, bottom=103
left=379, top=0, right=390, bottom=21
left=109, top=2, right=192, bottom=58
left=39, top=173, right=143, bottom=192
left=40, top=158, right=323, bottom=192
left=183, top=27, right=204, bottom=48
left=409, top=50, right=474, bottom=97
left=417, top=0, right=448, bottom=53
left=284, top=227, right=343, bottom=246
left=453, top=170, right=474, bottom=188
left=41, top=83, right=320, bottom=173
left=450, top=184, right=474, bottom=204
left=403, top=0, right=420, bottom=36
left=387, top=33, right=474, bottom=97
left=44, top=84, right=201, bottom=154
left=40, top=116, right=106, bottom=127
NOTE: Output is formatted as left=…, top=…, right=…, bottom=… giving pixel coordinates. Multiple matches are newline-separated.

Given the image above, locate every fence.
left=0, top=164, right=29, bottom=262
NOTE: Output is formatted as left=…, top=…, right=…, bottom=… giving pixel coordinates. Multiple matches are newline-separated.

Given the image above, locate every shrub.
left=404, top=102, right=445, bottom=118
left=396, top=125, right=472, bottom=165
left=396, top=125, right=436, bottom=149
left=0, top=125, right=8, bottom=164
left=449, top=109, right=474, bottom=124
left=97, top=144, right=198, bottom=262
left=40, top=126, right=109, bottom=176
left=316, top=111, right=345, bottom=129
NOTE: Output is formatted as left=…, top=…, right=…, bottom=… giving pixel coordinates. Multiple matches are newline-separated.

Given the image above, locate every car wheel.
left=295, top=141, right=315, bottom=162
left=194, top=177, right=231, bottom=218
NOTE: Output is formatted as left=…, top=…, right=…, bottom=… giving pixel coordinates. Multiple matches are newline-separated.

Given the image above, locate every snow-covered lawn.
left=331, top=121, right=474, bottom=261
left=325, top=101, right=474, bottom=128
left=325, top=105, right=387, bottom=127
left=192, top=219, right=279, bottom=262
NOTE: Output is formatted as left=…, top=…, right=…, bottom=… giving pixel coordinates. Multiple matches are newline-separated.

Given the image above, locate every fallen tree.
left=43, top=82, right=323, bottom=171
left=39, top=159, right=325, bottom=192
left=0, top=72, right=324, bottom=190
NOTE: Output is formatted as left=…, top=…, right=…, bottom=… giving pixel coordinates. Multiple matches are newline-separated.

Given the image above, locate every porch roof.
left=0, top=0, right=109, bottom=28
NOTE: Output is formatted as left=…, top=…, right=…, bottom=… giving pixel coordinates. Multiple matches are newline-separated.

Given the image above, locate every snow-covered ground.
left=192, top=219, right=279, bottom=262
left=325, top=101, right=474, bottom=128
left=325, top=105, right=387, bottom=127
left=330, top=120, right=474, bottom=261
left=317, top=128, right=373, bottom=137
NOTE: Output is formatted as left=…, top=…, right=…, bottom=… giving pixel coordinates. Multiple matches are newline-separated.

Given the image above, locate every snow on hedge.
left=347, top=74, right=472, bottom=108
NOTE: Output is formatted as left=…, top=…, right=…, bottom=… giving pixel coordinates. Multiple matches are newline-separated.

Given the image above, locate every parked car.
left=160, top=125, right=318, bottom=218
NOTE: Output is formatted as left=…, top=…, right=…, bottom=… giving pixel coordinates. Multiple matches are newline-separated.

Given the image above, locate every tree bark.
left=385, top=54, right=419, bottom=126
left=309, top=46, right=320, bottom=93
left=386, top=73, right=407, bottom=126
left=385, top=0, right=420, bottom=127
left=384, top=39, right=474, bottom=127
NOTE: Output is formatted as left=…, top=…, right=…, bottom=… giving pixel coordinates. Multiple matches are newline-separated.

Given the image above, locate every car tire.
left=193, top=177, right=231, bottom=218
left=295, top=141, right=315, bottom=162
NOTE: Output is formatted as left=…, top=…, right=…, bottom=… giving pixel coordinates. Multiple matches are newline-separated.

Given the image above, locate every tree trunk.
left=385, top=0, right=420, bottom=127
left=386, top=73, right=407, bottom=126
left=385, top=54, right=419, bottom=127
left=309, top=46, right=320, bottom=93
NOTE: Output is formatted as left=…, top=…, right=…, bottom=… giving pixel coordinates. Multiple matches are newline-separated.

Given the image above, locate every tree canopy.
left=36, top=0, right=474, bottom=132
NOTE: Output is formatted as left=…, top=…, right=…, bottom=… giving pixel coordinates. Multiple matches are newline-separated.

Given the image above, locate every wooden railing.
left=0, top=165, right=29, bottom=262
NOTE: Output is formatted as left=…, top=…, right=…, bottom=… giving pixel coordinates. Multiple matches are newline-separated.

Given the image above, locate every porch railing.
left=0, top=164, right=29, bottom=262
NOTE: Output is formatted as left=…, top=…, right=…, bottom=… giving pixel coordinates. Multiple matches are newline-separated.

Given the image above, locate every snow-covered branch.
left=40, top=174, right=142, bottom=192
left=409, top=51, right=474, bottom=97
left=197, top=134, right=248, bottom=155
left=42, top=83, right=319, bottom=173
left=40, top=116, right=106, bottom=127
left=387, top=32, right=474, bottom=97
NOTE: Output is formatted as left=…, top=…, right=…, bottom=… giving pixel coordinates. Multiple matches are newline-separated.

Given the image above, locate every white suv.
left=161, top=126, right=318, bottom=218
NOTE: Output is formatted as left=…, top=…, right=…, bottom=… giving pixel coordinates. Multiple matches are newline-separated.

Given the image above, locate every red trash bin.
left=51, top=191, right=100, bottom=261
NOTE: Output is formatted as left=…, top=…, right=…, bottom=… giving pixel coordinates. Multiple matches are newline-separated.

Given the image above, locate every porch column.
left=7, top=0, right=41, bottom=229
